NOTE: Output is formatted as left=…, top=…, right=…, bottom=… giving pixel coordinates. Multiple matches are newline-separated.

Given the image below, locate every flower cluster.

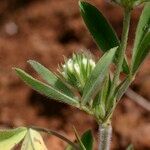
left=59, top=53, right=96, bottom=93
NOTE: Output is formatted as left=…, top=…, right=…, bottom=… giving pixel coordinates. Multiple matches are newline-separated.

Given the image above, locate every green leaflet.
left=73, top=127, right=86, bottom=150
left=79, top=1, right=119, bottom=52
left=15, top=68, right=79, bottom=107
left=81, top=47, right=117, bottom=105
left=81, top=130, right=94, bottom=150
left=115, top=76, right=131, bottom=101
left=28, top=60, right=74, bottom=98
left=131, top=2, right=150, bottom=74
left=132, top=2, right=150, bottom=51
left=0, top=127, right=27, bottom=150
left=30, top=126, right=78, bottom=149
left=100, top=74, right=111, bottom=107
left=65, top=145, right=74, bottom=150
left=93, top=92, right=106, bottom=121
left=79, top=1, right=129, bottom=74
left=105, top=76, right=131, bottom=119
left=21, top=129, right=47, bottom=150
left=92, top=74, right=111, bottom=120
left=65, top=129, right=94, bottom=150
left=126, top=144, right=134, bottom=150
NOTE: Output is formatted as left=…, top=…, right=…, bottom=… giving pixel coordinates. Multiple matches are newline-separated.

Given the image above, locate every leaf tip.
left=27, top=59, right=36, bottom=65
left=79, top=1, right=86, bottom=12
left=12, top=67, right=20, bottom=73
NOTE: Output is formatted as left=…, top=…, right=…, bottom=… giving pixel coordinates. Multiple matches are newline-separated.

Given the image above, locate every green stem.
left=112, top=8, right=131, bottom=94
left=107, top=8, right=131, bottom=111
left=30, top=126, right=79, bottom=150
left=99, top=123, right=112, bottom=150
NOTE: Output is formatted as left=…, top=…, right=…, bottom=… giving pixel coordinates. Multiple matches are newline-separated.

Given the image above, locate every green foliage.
left=131, top=2, right=150, bottom=74
left=79, top=1, right=129, bottom=74
left=14, top=68, right=79, bottom=107
left=28, top=60, right=75, bottom=97
left=0, top=127, right=27, bottom=150
left=92, top=74, right=111, bottom=120
left=0, top=127, right=80, bottom=150
left=21, top=129, right=47, bottom=150
left=14, top=0, right=150, bottom=120
left=73, top=127, right=87, bottom=150
left=65, top=129, right=94, bottom=150
left=112, top=0, right=148, bottom=8
left=79, top=1, right=119, bottom=53
left=81, top=47, right=117, bottom=105
left=14, top=0, right=150, bottom=124
left=115, top=76, right=131, bottom=101
left=1, top=0, right=149, bottom=149
left=126, top=144, right=134, bottom=150
left=81, top=130, right=94, bottom=150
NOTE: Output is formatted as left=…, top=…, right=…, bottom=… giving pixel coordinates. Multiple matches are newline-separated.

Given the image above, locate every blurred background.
left=0, top=0, right=149, bottom=149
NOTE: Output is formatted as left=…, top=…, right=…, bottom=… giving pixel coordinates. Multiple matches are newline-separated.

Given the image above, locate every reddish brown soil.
left=0, top=0, right=149, bottom=150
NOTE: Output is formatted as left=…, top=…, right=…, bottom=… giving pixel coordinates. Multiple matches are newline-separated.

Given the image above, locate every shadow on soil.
left=29, top=90, right=68, bottom=119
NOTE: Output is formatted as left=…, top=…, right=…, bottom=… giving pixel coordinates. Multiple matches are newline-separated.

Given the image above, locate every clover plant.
left=0, top=0, right=149, bottom=150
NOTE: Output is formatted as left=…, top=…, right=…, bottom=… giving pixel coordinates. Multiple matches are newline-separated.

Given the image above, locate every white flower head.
left=58, top=52, right=96, bottom=93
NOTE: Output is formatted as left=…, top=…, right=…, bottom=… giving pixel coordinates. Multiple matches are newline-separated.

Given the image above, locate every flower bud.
left=58, top=53, right=96, bottom=93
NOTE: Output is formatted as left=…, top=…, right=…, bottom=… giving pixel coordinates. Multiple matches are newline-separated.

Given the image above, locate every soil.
left=0, top=0, right=149, bottom=150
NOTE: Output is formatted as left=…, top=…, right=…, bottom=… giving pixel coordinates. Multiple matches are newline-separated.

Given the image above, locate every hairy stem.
left=99, top=123, right=112, bottom=150
left=107, top=8, right=131, bottom=111
left=112, top=8, right=131, bottom=93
